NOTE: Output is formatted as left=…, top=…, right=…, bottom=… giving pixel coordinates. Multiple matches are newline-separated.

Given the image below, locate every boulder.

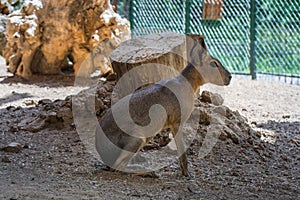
left=200, top=90, right=224, bottom=106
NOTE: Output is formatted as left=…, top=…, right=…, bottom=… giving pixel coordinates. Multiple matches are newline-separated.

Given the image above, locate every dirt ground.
left=0, top=56, right=299, bottom=200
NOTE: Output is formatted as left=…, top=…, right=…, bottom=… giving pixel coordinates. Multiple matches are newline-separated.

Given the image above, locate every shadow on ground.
left=0, top=92, right=34, bottom=106
left=256, top=120, right=300, bottom=135
left=0, top=74, right=76, bottom=88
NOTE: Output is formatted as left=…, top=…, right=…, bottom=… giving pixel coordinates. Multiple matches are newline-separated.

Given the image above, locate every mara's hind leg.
left=96, top=126, right=141, bottom=171
left=172, top=124, right=192, bottom=177
left=111, top=137, right=147, bottom=171
left=112, top=150, right=158, bottom=178
left=111, top=149, right=135, bottom=171
left=112, top=138, right=158, bottom=178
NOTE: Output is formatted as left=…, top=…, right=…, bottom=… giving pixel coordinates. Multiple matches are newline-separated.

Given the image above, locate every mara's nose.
left=229, top=75, right=232, bottom=80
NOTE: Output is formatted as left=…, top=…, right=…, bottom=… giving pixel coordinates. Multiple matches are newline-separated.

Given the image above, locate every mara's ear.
left=197, top=35, right=207, bottom=50
left=186, top=34, right=207, bottom=50
left=186, top=34, right=207, bottom=66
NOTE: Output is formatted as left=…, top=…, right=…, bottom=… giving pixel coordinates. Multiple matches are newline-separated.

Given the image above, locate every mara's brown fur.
left=96, top=34, right=231, bottom=177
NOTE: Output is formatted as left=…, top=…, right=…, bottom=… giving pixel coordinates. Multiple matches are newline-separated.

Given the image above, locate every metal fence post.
left=185, top=0, right=191, bottom=34
left=129, top=0, right=135, bottom=34
left=249, top=0, right=257, bottom=80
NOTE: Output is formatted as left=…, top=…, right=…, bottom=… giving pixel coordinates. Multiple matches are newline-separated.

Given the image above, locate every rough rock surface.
left=0, top=0, right=15, bottom=55
left=4, top=80, right=257, bottom=152
left=0, top=14, right=6, bottom=55
left=0, top=0, right=14, bottom=15
left=200, top=90, right=224, bottom=106
left=3, top=0, right=130, bottom=79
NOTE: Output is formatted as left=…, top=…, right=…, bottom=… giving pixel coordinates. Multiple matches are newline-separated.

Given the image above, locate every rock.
left=106, top=73, right=117, bottom=81
left=212, top=106, right=227, bottom=116
left=94, top=98, right=105, bottom=114
left=4, top=0, right=130, bottom=79
left=38, top=99, right=53, bottom=105
left=2, top=155, right=11, bottom=163
left=187, top=186, right=202, bottom=194
left=24, top=99, right=37, bottom=106
left=0, top=15, right=7, bottom=55
left=56, top=107, right=73, bottom=124
left=0, top=0, right=15, bottom=15
left=45, top=112, right=58, bottom=123
left=224, top=127, right=240, bottom=144
left=197, top=107, right=211, bottom=125
left=200, top=90, right=212, bottom=103
left=21, top=117, right=47, bottom=132
left=200, top=90, right=224, bottom=106
left=219, top=132, right=228, bottom=141
left=2, top=142, right=22, bottom=153
left=282, top=115, right=290, bottom=119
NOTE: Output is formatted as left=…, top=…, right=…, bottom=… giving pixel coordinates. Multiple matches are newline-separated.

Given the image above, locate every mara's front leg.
left=172, top=124, right=192, bottom=177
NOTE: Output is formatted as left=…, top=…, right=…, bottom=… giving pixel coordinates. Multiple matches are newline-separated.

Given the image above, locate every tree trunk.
left=3, top=0, right=130, bottom=79
left=110, top=32, right=188, bottom=82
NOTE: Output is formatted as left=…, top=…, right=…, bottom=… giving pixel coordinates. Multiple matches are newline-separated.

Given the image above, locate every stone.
left=2, top=142, right=22, bottom=153
left=106, top=73, right=117, bottom=81
left=46, top=112, right=58, bottom=123
left=0, top=15, right=7, bottom=56
left=2, top=155, right=11, bottom=163
left=38, top=99, right=52, bottom=105
left=56, top=107, right=73, bottom=124
left=200, top=90, right=224, bottom=106
left=212, top=106, right=227, bottom=116
left=224, top=128, right=240, bottom=144
left=219, top=132, right=228, bottom=141
left=197, top=107, right=211, bottom=125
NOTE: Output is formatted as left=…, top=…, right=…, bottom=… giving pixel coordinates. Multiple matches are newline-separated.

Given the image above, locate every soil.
left=0, top=56, right=299, bottom=200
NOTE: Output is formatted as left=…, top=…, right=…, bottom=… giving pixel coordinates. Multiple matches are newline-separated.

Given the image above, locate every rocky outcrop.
left=14, top=80, right=257, bottom=150
left=0, top=14, right=6, bottom=56
left=3, top=0, right=130, bottom=79
left=0, top=0, right=17, bottom=56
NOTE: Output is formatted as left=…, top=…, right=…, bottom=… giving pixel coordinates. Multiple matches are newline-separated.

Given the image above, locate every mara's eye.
left=210, top=61, right=218, bottom=68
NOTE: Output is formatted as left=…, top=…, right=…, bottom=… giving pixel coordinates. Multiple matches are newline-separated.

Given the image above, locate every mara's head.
left=186, top=34, right=231, bottom=86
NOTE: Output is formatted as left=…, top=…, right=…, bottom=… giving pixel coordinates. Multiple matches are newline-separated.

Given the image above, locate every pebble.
left=38, top=99, right=53, bottom=105
left=24, top=100, right=37, bottom=106
left=2, top=142, right=22, bottom=153
left=106, top=73, right=117, bottom=81
left=187, top=186, right=202, bottom=194
left=2, top=155, right=11, bottom=163
left=219, top=132, right=228, bottom=141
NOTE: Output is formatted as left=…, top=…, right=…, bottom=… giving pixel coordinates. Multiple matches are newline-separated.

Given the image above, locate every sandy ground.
left=204, top=75, right=300, bottom=123
left=0, top=56, right=299, bottom=199
left=0, top=57, right=86, bottom=109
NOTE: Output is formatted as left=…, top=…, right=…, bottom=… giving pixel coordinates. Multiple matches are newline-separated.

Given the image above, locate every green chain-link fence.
left=114, top=0, right=300, bottom=82
left=254, top=0, right=300, bottom=77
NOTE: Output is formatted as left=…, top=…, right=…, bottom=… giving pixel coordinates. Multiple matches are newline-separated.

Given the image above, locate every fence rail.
left=113, top=0, right=300, bottom=83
